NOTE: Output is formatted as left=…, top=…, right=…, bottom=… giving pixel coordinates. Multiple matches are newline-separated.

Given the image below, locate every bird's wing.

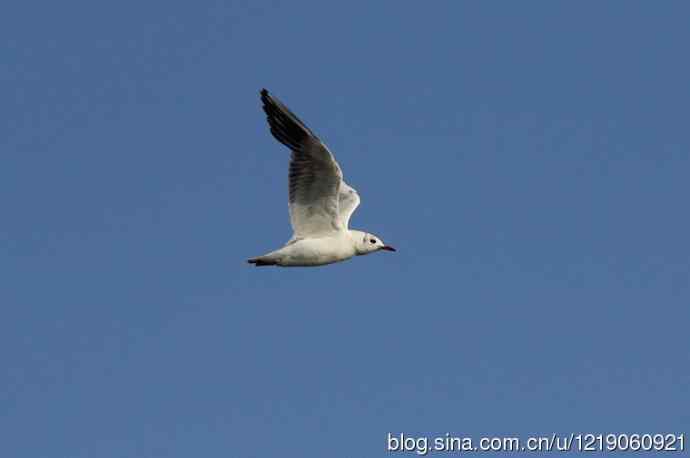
left=260, top=89, right=344, bottom=238
left=338, top=181, right=360, bottom=229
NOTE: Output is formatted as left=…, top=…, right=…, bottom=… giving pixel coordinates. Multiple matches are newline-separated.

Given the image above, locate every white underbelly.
left=280, top=236, right=355, bottom=266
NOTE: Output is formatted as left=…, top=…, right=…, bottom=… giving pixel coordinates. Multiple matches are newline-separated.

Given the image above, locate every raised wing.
left=338, top=181, right=360, bottom=229
left=260, top=89, right=344, bottom=237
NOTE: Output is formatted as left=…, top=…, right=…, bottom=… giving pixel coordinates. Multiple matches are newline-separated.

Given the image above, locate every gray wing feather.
left=338, top=181, right=360, bottom=229
left=260, top=89, right=344, bottom=237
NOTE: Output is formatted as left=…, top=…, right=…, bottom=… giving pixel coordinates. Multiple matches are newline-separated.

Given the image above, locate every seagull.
left=248, top=89, right=396, bottom=267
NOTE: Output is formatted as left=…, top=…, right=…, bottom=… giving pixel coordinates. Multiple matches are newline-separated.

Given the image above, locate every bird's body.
left=251, top=232, right=360, bottom=267
left=248, top=89, right=395, bottom=267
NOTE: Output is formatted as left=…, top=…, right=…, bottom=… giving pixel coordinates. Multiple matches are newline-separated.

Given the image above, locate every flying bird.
left=248, top=89, right=396, bottom=267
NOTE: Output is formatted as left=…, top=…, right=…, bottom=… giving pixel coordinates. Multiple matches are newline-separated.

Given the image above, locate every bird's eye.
left=370, top=239, right=376, bottom=244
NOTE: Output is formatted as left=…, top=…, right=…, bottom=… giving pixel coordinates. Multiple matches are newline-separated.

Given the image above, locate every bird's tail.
left=247, top=256, right=278, bottom=267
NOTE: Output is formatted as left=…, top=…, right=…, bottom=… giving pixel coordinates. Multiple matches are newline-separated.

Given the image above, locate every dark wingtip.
left=258, top=88, right=316, bottom=149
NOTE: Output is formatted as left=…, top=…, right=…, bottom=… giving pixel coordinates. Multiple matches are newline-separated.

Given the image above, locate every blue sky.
left=2, top=1, right=689, bottom=457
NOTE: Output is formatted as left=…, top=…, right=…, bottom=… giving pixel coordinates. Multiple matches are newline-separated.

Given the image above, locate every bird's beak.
left=381, top=245, right=396, bottom=252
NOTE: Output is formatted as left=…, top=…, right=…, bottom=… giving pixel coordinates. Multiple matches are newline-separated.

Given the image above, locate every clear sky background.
left=2, top=1, right=689, bottom=457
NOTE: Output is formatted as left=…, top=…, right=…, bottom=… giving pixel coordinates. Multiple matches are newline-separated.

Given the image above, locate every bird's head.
left=353, top=231, right=396, bottom=255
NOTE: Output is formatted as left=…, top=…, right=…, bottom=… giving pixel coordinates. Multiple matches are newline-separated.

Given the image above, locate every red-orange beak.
left=381, top=245, right=396, bottom=252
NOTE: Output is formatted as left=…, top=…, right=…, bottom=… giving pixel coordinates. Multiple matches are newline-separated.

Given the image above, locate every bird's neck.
left=348, top=229, right=366, bottom=240
left=348, top=230, right=367, bottom=255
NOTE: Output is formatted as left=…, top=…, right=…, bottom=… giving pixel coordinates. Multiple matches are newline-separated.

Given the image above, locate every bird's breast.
left=280, top=235, right=355, bottom=266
